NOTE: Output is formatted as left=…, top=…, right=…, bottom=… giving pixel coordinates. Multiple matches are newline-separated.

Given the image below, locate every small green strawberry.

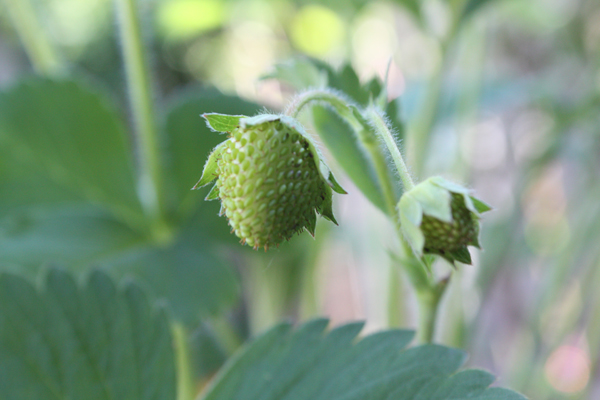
left=193, top=113, right=346, bottom=250
left=398, top=177, right=491, bottom=265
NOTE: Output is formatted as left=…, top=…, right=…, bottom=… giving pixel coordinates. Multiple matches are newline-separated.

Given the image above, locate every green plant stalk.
left=3, top=0, right=62, bottom=75
left=115, top=0, right=169, bottom=241
left=210, top=315, right=242, bottom=356
left=287, top=90, right=448, bottom=341
left=366, top=108, right=415, bottom=192
left=172, top=323, right=195, bottom=400
left=286, top=90, right=399, bottom=229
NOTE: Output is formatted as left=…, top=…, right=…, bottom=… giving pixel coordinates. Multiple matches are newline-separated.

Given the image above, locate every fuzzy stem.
left=4, top=0, right=62, bottom=75
left=115, top=0, right=169, bottom=241
left=286, top=89, right=399, bottom=228
left=285, top=89, right=350, bottom=119
left=366, top=107, right=415, bottom=192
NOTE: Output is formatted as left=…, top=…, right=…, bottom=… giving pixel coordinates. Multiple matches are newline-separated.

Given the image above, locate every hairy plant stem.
left=286, top=89, right=399, bottom=229
left=4, top=0, right=62, bottom=75
left=115, top=0, right=170, bottom=242
left=287, top=89, right=448, bottom=341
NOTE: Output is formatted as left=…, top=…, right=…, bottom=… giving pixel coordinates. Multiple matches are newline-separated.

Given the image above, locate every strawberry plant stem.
left=366, top=107, right=415, bottom=192
left=172, top=323, right=195, bottom=400
left=4, top=0, right=62, bottom=76
left=115, top=0, right=169, bottom=241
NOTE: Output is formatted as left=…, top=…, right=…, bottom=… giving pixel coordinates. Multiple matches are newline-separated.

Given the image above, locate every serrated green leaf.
left=0, top=268, right=176, bottom=400
left=200, top=319, right=526, bottom=400
left=0, top=203, right=239, bottom=323
left=202, top=113, right=246, bottom=133
left=100, top=222, right=240, bottom=323
left=193, top=141, right=228, bottom=189
left=0, top=78, right=145, bottom=228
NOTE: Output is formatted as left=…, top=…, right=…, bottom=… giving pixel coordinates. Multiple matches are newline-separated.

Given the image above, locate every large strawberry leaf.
left=0, top=78, right=145, bottom=229
left=201, top=319, right=527, bottom=400
left=0, top=81, right=260, bottom=324
left=0, top=268, right=176, bottom=400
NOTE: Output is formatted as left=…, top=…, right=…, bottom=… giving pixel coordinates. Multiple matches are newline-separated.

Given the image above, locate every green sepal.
left=448, top=247, right=472, bottom=265
left=470, top=196, right=492, bottom=214
left=408, top=178, right=452, bottom=223
left=318, top=186, right=338, bottom=225
left=203, top=113, right=248, bottom=133
left=205, top=184, right=220, bottom=201
left=324, top=167, right=347, bottom=194
left=398, top=193, right=425, bottom=256
left=193, top=141, right=228, bottom=189
left=304, top=211, right=317, bottom=237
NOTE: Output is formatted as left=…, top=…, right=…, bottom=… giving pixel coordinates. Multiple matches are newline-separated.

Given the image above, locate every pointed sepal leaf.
left=202, top=113, right=247, bottom=133
left=200, top=319, right=527, bottom=400
left=205, top=184, right=220, bottom=200
left=193, top=141, right=228, bottom=189
left=318, top=186, right=338, bottom=225
left=470, top=196, right=493, bottom=214
left=304, top=211, right=317, bottom=237
left=0, top=268, right=176, bottom=400
left=448, top=247, right=472, bottom=265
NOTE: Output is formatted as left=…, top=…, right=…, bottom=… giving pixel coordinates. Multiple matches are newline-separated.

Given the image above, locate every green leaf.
left=100, top=223, right=240, bottom=323
left=193, top=141, right=228, bottom=189
left=203, top=113, right=246, bottom=133
left=0, top=204, right=239, bottom=323
left=0, top=78, right=145, bottom=228
left=0, top=268, right=176, bottom=400
left=201, top=319, right=527, bottom=400
left=312, top=105, right=387, bottom=213
left=261, top=58, right=328, bottom=89
left=0, top=206, right=144, bottom=274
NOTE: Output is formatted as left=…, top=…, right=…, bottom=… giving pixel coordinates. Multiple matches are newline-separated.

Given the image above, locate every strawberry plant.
left=2, top=0, right=573, bottom=398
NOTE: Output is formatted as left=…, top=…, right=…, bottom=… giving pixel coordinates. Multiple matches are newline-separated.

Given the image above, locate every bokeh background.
left=1, top=0, right=600, bottom=398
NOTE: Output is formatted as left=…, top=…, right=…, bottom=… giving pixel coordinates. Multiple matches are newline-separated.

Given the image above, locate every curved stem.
left=115, top=0, right=169, bottom=241
left=285, top=89, right=350, bottom=119
left=366, top=107, right=415, bottom=192
left=286, top=89, right=399, bottom=228
left=4, top=0, right=62, bottom=75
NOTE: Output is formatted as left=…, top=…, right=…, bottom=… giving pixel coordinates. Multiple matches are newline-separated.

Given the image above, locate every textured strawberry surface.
left=216, top=120, right=327, bottom=249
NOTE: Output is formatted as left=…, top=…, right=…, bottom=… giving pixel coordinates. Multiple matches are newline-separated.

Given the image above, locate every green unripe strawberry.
left=194, top=113, right=346, bottom=250
left=398, top=177, right=491, bottom=265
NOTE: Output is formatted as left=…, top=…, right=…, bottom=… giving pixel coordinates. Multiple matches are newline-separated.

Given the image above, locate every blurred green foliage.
left=0, top=0, right=599, bottom=398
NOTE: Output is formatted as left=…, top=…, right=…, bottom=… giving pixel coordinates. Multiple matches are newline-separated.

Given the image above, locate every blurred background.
left=1, top=0, right=600, bottom=398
